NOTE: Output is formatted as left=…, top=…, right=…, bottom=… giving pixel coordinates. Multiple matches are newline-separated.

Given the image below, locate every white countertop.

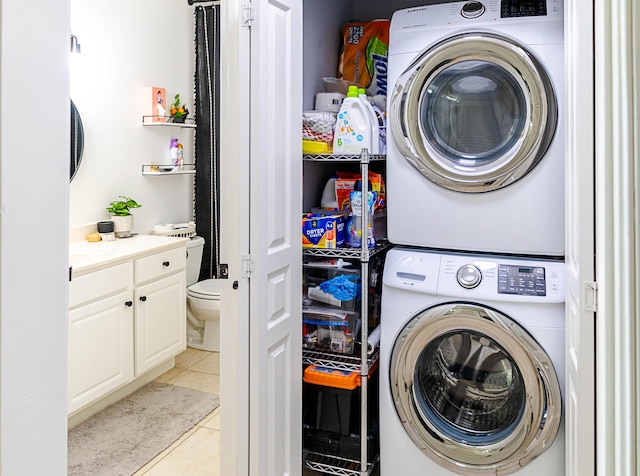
left=69, top=234, right=189, bottom=276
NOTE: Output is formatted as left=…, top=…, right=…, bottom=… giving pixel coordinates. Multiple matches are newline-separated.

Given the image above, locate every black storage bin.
left=302, top=364, right=379, bottom=461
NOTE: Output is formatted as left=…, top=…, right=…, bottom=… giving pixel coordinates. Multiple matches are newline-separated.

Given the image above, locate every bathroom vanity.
left=68, top=234, right=188, bottom=421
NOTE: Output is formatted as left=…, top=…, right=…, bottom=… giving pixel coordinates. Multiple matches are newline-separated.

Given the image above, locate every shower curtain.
left=194, top=4, right=221, bottom=281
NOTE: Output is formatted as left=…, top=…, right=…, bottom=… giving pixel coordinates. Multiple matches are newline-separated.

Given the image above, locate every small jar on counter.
left=97, top=221, right=116, bottom=242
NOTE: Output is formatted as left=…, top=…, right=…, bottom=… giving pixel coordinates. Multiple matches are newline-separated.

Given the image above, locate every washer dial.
left=461, top=1, right=486, bottom=19
left=457, top=264, right=482, bottom=288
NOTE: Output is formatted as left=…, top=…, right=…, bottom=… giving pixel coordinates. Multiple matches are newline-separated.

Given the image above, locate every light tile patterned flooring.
left=133, top=348, right=221, bottom=476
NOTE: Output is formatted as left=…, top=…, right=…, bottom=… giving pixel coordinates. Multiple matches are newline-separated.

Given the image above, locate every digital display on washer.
left=498, top=264, right=546, bottom=296
left=501, top=0, right=547, bottom=18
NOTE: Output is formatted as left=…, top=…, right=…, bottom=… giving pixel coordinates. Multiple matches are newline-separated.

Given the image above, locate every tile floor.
left=133, top=348, right=221, bottom=476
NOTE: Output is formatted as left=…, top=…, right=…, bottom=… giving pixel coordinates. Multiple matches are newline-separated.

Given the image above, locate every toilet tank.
left=185, top=236, right=205, bottom=286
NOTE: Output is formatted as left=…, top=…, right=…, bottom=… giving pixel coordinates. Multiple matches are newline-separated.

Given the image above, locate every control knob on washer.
left=457, top=264, right=482, bottom=289
left=461, top=1, right=485, bottom=19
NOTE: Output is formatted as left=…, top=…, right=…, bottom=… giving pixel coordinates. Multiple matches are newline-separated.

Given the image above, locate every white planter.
left=111, top=214, right=134, bottom=236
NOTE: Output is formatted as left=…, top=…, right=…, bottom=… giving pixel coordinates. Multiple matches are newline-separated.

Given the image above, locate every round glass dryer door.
left=390, top=302, right=562, bottom=475
left=389, top=32, right=558, bottom=193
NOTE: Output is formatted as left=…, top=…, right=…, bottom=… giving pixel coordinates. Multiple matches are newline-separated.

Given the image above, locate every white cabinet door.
left=134, top=272, right=186, bottom=375
left=249, top=0, right=302, bottom=474
left=68, top=291, right=134, bottom=414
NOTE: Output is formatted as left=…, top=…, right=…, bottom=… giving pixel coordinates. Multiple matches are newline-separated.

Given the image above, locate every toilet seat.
left=187, top=279, right=221, bottom=300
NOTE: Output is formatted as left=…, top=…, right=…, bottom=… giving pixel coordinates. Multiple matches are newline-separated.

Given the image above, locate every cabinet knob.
left=139, top=296, right=147, bottom=302
left=163, top=261, right=170, bottom=267
left=125, top=301, right=133, bottom=307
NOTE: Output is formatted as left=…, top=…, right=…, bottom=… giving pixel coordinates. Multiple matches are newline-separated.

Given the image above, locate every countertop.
left=69, top=234, right=189, bottom=277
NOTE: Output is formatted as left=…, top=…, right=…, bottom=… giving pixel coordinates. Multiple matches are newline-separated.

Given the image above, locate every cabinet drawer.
left=135, top=246, right=186, bottom=284
left=69, top=262, right=130, bottom=308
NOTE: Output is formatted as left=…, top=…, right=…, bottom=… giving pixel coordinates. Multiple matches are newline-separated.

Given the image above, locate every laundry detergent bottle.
left=333, top=85, right=373, bottom=155
left=348, top=179, right=376, bottom=249
left=357, top=87, right=380, bottom=154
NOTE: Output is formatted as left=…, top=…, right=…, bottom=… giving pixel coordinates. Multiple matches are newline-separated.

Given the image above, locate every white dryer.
left=386, top=1, right=564, bottom=257
left=380, top=247, right=565, bottom=475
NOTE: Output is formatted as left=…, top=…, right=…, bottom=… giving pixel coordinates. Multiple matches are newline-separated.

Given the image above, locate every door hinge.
left=242, top=3, right=255, bottom=27
left=241, top=254, right=253, bottom=278
left=585, top=281, right=598, bottom=312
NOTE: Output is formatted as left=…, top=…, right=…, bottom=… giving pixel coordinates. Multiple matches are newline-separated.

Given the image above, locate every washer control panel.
left=456, top=264, right=482, bottom=288
left=501, top=0, right=547, bottom=18
left=384, top=248, right=565, bottom=304
left=497, top=264, right=546, bottom=296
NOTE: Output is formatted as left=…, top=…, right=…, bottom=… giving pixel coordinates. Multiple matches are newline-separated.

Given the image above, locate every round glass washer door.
left=389, top=32, right=558, bottom=193
left=390, top=302, right=562, bottom=475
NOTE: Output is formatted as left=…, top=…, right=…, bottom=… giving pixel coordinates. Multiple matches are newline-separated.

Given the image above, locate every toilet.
left=185, top=236, right=221, bottom=351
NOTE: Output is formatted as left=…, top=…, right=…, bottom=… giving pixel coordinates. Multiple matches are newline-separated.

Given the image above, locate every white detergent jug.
left=357, top=87, right=380, bottom=154
left=333, top=85, right=373, bottom=155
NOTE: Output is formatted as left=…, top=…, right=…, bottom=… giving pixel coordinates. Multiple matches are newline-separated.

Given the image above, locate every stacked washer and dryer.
left=380, top=1, right=566, bottom=475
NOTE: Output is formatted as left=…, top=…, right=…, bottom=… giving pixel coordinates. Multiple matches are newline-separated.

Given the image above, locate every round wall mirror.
left=70, top=100, right=84, bottom=182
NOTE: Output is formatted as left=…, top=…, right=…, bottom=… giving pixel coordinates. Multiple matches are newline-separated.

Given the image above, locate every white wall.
left=0, top=0, right=69, bottom=473
left=70, top=0, right=196, bottom=235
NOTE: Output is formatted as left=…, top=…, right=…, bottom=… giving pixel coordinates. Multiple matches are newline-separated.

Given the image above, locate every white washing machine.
left=386, top=1, right=565, bottom=257
left=380, top=247, right=565, bottom=475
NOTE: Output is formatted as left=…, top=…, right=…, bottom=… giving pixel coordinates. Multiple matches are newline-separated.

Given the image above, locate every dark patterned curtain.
left=194, top=5, right=221, bottom=280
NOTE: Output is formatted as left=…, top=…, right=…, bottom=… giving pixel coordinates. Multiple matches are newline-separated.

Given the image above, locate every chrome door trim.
left=390, top=302, right=562, bottom=475
left=390, top=32, right=557, bottom=193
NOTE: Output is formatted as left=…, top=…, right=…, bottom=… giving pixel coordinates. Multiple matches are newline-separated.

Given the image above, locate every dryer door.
left=389, top=32, right=557, bottom=193
left=390, top=302, right=562, bottom=475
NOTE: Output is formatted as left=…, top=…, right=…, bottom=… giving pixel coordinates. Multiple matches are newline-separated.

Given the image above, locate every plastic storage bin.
left=302, top=307, right=360, bottom=354
left=302, top=364, right=379, bottom=462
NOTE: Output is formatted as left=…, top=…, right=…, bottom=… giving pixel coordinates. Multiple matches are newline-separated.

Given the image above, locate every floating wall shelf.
left=141, top=115, right=197, bottom=128
left=142, top=164, right=195, bottom=176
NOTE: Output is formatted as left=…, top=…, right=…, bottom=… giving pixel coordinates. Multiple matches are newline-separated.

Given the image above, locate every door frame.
left=219, top=0, right=251, bottom=474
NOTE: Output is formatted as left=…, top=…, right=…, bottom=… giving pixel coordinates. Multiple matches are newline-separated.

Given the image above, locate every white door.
left=564, top=1, right=595, bottom=474
left=249, top=0, right=302, bottom=475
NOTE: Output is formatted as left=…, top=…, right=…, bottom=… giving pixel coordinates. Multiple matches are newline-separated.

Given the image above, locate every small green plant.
left=169, top=94, right=189, bottom=119
left=106, top=196, right=141, bottom=216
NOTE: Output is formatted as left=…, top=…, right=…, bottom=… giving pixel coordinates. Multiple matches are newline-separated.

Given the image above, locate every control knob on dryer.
left=456, top=264, right=482, bottom=289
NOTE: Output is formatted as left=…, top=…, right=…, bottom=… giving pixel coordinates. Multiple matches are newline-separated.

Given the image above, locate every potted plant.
left=169, top=94, right=189, bottom=123
left=106, top=195, right=141, bottom=237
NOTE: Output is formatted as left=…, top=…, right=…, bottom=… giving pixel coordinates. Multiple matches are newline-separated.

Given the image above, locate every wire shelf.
left=303, top=154, right=386, bottom=162
left=303, top=451, right=378, bottom=476
left=303, top=240, right=393, bottom=260
left=302, top=348, right=379, bottom=372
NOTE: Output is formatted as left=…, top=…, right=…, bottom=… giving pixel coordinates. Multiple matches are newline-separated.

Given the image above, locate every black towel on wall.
left=194, top=5, right=221, bottom=280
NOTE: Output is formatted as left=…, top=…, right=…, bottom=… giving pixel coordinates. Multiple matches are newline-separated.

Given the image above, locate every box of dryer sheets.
left=302, top=213, right=346, bottom=249
left=338, top=20, right=390, bottom=97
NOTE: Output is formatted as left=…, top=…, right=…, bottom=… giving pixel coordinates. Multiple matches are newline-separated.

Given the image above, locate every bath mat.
left=68, top=381, right=219, bottom=476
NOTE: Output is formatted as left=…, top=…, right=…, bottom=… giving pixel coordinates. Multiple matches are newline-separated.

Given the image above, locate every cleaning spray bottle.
left=357, top=87, right=380, bottom=154
left=333, top=85, right=373, bottom=155
left=348, top=179, right=376, bottom=249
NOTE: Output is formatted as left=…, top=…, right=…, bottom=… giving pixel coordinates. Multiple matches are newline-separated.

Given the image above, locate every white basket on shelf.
left=151, top=222, right=196, bottom=239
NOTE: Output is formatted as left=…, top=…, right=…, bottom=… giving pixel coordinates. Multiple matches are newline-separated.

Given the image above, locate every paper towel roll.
left=367, top=325, right=381, bottom=355
left=315, top=92, right=345, bottom=113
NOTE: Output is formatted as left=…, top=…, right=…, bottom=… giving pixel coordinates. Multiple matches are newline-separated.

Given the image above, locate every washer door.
left=389, top=32, right=557, bottom=193
left=390, top=302, right=562, bottom=475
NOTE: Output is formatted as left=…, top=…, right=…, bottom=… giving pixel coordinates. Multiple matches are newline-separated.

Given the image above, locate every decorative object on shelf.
left=169, top=94, right=189, bottom=123
left=106, top=196, right=141, bottom=237
left=151, top=87, right=167, bottom=122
